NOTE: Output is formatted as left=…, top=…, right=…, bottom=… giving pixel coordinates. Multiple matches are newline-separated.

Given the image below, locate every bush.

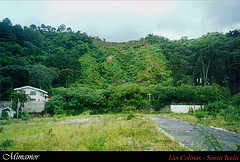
left=223, top=105, right=240, bottom=123
left=126, top=111, right=135, bottom=120
left=20, top=112, right=31, bottom=120
left=194, top=109, right=205, bottom=120
left=152, top=84, right=231, bottom=110
left=0, top=111, right=9, bottom=120
left=204, top=101, right=227, bottom=118
left=45, top=86, right=109, bottom=116
left=195, top=84, right=230, bottom=103
left=231, top=93, right=240, bottom=107
left=122, top=106, right=136, bottom=114
left=1, top=139, right=15, bottom=150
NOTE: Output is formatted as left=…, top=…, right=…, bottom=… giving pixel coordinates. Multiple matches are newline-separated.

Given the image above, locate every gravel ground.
left=148, top=115, right=240, bottom=151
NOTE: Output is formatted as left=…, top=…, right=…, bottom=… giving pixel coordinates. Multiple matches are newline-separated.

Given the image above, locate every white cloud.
left=0, top=1, right=239, bottom=42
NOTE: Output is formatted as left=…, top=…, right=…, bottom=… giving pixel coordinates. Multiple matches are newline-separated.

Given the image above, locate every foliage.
left=20, top=112, right=31, bottom=120
left=1, top=139, right=15, bottom=150
left=194, top=109, right=205, bottom=121
left=45, top=86, right=109, bottom=115
left=0, top=111, right=9, bottom=120
left=122, top=106, right=137, bottom=114
left=1, top=18, right=240, bottom=120
left=126, top=111, right=136, bottom=120
left=231, top=92, right=240, bottom=106
left=0, top=115, right=187, bottom=151
left=193, top=124, right=223, bottom=151
left=151, top=84, right=230, bottom=110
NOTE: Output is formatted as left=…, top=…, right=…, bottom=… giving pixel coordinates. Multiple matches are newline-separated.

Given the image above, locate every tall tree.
left=2, top=18, right=12, bottom=25
left=0, top=65, right=30, bottom=88
left=27, top=64, right=59, bottom=89
left=190, top=33, right=227, bottom=86
left=57, top=24, right=66, bottom=32
left=30, top=24, right=37, bottom=30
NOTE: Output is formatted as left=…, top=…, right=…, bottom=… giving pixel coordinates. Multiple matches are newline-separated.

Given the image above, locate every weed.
left=0, top=114, right=186, bottom=151
left=44, top=128, right=55, bottom=151
left=21, top=113, right=31, bottom=120
left=194, top=110, right=205, bottom=121
left=235, top=144, right=240, bottom=151
left=1, top=138, right=15, bottom=150
left=0, top=127, right=3, bottom=133
left=126, top=111, right=135, bottom=120
left=192, top=124, right=223, bottom=151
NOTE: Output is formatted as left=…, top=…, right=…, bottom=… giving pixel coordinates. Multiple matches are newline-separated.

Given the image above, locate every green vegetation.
left=163, top=92, right=240, bottom=134
left=1, top=18, right=240, bottom=139
left=0, top=115, right=187, bottom=151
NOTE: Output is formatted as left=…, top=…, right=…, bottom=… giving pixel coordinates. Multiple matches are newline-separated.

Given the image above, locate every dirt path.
left=148, top=115, right=240, bottom=151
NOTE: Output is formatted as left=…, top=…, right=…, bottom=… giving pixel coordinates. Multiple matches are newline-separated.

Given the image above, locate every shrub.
left=0, top=111, right=9, bottom=120
left=223, top=105, right=240, bottom=122
left=126, top=111, right=135, bottom=120
left=1, top=139, right=15, bottom=150
left=152, top=84, right=231, bottom=110
left=54, top=106, right=64, bottom=115
left=194, top=109, right=205, bottom=120
left=45, top=86, right=109, bottom=116
left=195, top=84, right=230, bottom=103
left=204, top=101, right=227, bottom=117
left=122, top=106, right=136, bottom=114
left=231, top=92, right=240, bottom=107
left=21, top=112, right=31, bottom=120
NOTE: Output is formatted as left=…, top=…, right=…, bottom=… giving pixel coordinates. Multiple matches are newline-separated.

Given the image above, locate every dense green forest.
left=1, top=18, right=240, bottom=120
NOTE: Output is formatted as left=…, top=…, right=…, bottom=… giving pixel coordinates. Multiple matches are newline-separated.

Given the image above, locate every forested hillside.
left=1, top=18, right=240, bottom=118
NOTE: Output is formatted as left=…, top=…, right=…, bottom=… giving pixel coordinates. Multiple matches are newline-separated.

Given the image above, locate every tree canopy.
left=1, top=17, right=240, bottom=101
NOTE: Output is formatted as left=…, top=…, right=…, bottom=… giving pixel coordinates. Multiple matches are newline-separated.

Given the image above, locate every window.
left=31, top=98, right=36, bottom=101
left=30, top=91, right=36, bottom=95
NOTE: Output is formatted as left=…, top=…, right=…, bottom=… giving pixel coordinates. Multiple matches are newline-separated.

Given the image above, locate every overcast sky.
left=0, top=1, right=240, bottom=42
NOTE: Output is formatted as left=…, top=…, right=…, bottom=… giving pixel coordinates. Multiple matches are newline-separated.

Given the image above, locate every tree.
left=190, top=33, right=227, bottom=86
left=27, top=64, right=59, bottom=89
left=67, top=27, right=72, bottom=32
left=0, top=76, right=13, bottom=100
left=57, top=24, right=66, bottom=32
left=30, top=24, right=37, bottom=30
left=58, top=68, right=73, bottom=88
left=169, top=53, right=188, bottom=84
left=0, top=65, right=30, bottom=88
left=46, top=26, right=52, bottom=32
left=2, top=18, right=12, bottom=25
left=10, top=90, right=30, bottom=113
left=41, top=24, right=46, bottom=31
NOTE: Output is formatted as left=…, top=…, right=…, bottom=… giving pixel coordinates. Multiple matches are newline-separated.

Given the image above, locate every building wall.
left=1, top=100, right=46, bottom=113
left=23, top=101, right=46, bottom=113
left=0, top=101, right=11, bottom=107
left=170, top=105, right=202, bottom=113
left=19, top=88, right=46, bottom=101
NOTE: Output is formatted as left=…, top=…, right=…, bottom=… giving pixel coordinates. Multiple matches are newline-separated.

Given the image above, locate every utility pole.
left=17, top=98, right=20, bottom=119
left=10, top=99, right=12, bottom=109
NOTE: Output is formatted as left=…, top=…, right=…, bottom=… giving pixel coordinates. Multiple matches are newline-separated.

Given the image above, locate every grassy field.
left=0, top=114, right=187, bottom=151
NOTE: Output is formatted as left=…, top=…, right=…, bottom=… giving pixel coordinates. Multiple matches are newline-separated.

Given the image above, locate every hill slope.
left=1, top=18, right=240, bottom=100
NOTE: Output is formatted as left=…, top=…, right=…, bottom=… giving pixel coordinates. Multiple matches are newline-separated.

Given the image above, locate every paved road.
left=148, top=115, right=240, bottom=151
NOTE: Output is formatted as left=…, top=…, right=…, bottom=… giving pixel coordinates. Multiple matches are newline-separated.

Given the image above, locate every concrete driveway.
left=148, top=115, right=240, bottom=151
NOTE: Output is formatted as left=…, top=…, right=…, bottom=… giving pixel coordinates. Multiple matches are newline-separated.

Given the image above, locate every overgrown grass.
left=163, top=112, right=240, bottom=134
left=0, top=114, right=187, bottom=151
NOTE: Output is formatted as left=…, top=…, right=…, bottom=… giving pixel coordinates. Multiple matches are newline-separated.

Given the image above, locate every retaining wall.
left=170, top=105, right=202, bottom=113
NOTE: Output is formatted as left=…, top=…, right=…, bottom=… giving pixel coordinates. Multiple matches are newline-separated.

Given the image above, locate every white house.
left=14, top=86, right=48, bottom=102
